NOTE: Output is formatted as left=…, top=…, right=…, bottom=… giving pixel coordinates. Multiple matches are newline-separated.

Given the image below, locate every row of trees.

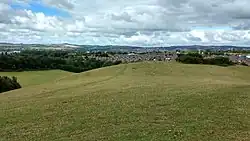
left=0, top=50, right=122, bottom=73
left=0, top=76, right=21, bottom=93
left=176, top=53, right=235, bottom=66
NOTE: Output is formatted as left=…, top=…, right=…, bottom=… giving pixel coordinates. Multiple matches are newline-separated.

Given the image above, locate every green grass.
left=0, top=70, right=71, bottom=87
left=0, top=62, right=249, bottom=141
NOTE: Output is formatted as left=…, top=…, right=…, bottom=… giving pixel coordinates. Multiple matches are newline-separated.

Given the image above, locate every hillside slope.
left=0, top=62, right=249, bottom=141
left=0, top=70, right=71, bottom=87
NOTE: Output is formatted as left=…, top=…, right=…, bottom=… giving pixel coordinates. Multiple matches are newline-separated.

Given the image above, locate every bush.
left=204, top=57, right=235, bottom=66
left=176, top=55, right=203, bottom=64
left=240, top=62, right=248, bottom=66
left=0, top=76, right=22, bottom=93
left=176, top=54, right=235, bottom=67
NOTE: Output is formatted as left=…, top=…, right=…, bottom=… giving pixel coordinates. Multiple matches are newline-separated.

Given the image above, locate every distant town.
left=1, top=43, right=250, bottom=65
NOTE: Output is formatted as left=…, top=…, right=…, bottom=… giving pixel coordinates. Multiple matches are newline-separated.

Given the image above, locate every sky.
left=0, top=0, right=250, bottom=46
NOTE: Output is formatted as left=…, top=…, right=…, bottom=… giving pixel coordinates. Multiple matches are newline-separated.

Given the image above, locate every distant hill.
left=76, top=45, right=250, bottom=52
left=1, top=43, right=250, bottom=52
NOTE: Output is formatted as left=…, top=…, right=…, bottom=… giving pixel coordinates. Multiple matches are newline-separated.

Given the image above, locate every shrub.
left=240, top=62, right=248, bottom=66
left=176, top=53, right=203, bottom=64
left=204, top=57, right=235, bottom=66
left=176, top=55, right=203, bottom=64
left=176, top=54, right=235, bottom=67
left=0, top=76, right=22, bottom=93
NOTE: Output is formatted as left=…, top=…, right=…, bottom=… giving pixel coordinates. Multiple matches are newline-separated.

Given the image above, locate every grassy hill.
left=0, top=62, right=249, bottom=141
left=0, top=70, right=71, bottom=87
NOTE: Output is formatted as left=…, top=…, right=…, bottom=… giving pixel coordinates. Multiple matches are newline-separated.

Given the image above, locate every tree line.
left=0, top=76, right=21, bottom=93
left=176, top=53, right=235, bottom=66
left=0, top=50, right=122, bottom=73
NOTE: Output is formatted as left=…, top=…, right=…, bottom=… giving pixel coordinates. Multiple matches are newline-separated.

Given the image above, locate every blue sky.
left=10, top=1, right=70, bottom=17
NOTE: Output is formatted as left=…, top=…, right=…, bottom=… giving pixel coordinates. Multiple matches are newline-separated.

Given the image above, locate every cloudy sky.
left=0, top=0, right=250, bottom=46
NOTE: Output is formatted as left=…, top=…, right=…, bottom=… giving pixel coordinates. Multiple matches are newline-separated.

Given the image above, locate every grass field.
left=0, top=62, right=249, bottom=141
left=0, top=70, right=71, bottom=87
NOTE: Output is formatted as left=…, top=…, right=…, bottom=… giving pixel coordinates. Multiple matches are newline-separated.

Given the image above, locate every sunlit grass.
left=0, top=70, right=71, bottom=87
left=0, top=62, right=249, bottom=141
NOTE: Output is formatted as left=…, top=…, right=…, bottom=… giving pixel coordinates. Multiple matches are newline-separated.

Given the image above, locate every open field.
left=0, top=62, right=249, bottom=141
left=0, top=70, right=71, bottom=87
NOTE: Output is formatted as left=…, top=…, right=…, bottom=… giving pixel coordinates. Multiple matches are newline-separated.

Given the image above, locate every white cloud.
left=0, top=0, right=250, bottom=46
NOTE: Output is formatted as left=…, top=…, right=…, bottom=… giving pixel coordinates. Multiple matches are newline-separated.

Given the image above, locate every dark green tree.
left=0, top=76, right=22, bottom=93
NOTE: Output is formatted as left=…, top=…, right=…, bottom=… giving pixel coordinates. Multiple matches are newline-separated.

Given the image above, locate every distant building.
left=128, top=53, right=137, bottom=56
